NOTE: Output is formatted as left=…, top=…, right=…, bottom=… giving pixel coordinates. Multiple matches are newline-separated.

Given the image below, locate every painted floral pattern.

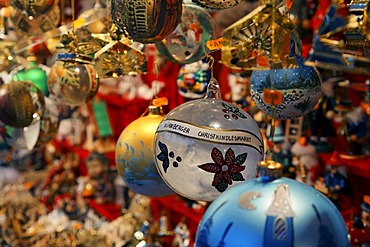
left=198, top=147, right=247, bottom=192
left=157, top=141, right=182, bottom=172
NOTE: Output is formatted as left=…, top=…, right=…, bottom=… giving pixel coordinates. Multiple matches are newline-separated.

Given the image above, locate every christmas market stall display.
left=0, top=0, right=369, bottom=246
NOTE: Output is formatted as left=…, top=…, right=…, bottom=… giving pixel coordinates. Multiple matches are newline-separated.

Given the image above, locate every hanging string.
left=60, top=0, right=65, bottom=26
left=71, top=0, right=75, bottom=30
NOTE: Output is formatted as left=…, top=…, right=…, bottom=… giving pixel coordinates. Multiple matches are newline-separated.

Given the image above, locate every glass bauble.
left=191, top=0, right=242, bottom=10
left=47, top=60, right=97, bottom=106
left=250, top=56, right=322, bottom=120
left=116, top=106, right=174, bottom=197
left=10, top=5, right=60, bottom=37
left=0, top=80, right=45, bottom=128
left=156, top=2, right=215, bottom=64
left=10, top=0, right=57, bottom=16
left=195, top=163, right=350, bottom=247
left=111, top=0, right=182, bottom=43
left=154, top=85, right=264, bottom=201
left=177, top=60, right=211, bottom=99
left=12, top=58, right=50, bottom=96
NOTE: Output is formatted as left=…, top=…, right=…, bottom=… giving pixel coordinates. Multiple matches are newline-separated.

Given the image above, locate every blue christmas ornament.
left=195, top=160, right=350, bottom=247
left=250, top=54, right=321, bottom=120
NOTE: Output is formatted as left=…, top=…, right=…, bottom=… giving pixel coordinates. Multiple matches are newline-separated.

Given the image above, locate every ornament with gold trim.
left=111, top=0, right=182, bottom=43
left=0, top=80, right=45, bottom=128
left=195, top=160, right=350, bottom=247
left=93, top=24, right=147, bottom=78
left=116, top=99, right=174, bottom=197
left=48, top=30, right=99, bottom=106
left=47, top=57, right=97, bottom=106
left=154, top=78, right=264, bottom=202
left=156, top=2, right=215, bottom=64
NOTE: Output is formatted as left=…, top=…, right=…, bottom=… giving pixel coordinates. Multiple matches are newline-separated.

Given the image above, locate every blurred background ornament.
left=10, top=0, right=57, bottom=17
left=156, top=2, right=215, bottom=64
left=11, top=56, right=50, bottom=96
left=93, top=24, right=147, bottom=77
left=177, top=59, right=211, bottom=99
left=154, top=78, right=264, bottom=202
left=111, top=0, right=182, bottom=43
left=195, top=160, right=350, bottom=247
left=47, top=58, right=97, bottom=106
left=250, top=55, right=322, bottom=120
left=0, top=80, right=45, bottom=128
left=221, top=4, right=297, bottom=70
left=116, top=103, right=174, bottom=197
left=9, top=4, right=60, bottom=37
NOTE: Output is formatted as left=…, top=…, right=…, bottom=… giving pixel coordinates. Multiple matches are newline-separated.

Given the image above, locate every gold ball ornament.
left=115, top=105, right=174, bottom=197
left=0, top=80, right=45, bottom=128
left=111, top=0, right=182, bottom=43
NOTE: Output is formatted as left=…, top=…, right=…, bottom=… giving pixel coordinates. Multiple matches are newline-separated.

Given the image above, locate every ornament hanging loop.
left=205, top=78, right=221, bottom=99
left=206, top=55, right=215, bottom=79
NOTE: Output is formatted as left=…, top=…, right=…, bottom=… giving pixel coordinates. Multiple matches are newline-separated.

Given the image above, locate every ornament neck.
left=258, top=160, right=283, bottom=181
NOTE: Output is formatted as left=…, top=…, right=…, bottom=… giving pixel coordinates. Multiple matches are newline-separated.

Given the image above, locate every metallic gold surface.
left=221, top=5, right=296, bottom=70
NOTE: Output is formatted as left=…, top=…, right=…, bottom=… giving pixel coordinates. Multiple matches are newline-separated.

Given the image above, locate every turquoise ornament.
left=195, top=161, right=350, bottom=247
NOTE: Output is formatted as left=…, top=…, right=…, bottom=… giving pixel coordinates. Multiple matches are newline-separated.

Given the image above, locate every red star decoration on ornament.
left=198, top=147, right=247, bottom=192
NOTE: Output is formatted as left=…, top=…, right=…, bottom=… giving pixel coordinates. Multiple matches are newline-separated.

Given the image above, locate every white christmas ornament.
left=154, top=79, right=264, bottom=201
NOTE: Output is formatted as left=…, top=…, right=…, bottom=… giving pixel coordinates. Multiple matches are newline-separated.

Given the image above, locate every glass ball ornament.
left=116, top=105, right=174, bottom=197
left=11, top=57, right=50, bottom=96
left=0, top=80, right=45, bottom=128
left=10, top=0, right=57, bottom=16
left=250, top=56, right=322, bottom=120
left=195, top=160, right=350, bottom=247
left=191, top=0, right=242, bottom=10
left=154, top=79, right=264, bottom=201
left=156, top=2, right=215, bottom=64
left=177, top=59, right=211, bottom=99
left=111, top=0, right=182, bottom=43
left=47, top=58, right=97, bottom=106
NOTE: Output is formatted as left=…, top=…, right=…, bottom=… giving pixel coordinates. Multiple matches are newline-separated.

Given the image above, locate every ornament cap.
left=205, top=78, right=221, bottom=99
left=148, top=105, right=164, bottom=116
left=258, top=160, right=283, bottom=181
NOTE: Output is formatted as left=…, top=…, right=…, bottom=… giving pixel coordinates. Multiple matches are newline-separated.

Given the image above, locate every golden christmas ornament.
left=0, top=80, right=45, bottom=128
left=111, top=0, right=182, bottom=43
left=115, top=104, right=174, bottom=197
